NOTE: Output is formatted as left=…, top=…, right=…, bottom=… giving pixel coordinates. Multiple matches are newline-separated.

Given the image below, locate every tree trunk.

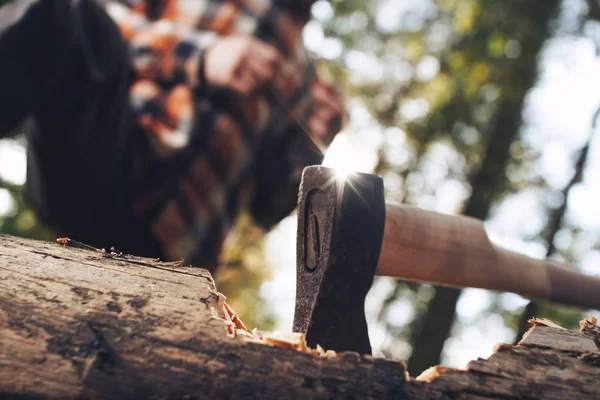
left=0, top=234, right=599, bottom=399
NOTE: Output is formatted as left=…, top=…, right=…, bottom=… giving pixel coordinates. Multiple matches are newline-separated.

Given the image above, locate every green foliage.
left=0, top=139, right=52, bottom=241
left=0, top=179, right=50, bottom=239
left=215, top=213, right=277, bottom=331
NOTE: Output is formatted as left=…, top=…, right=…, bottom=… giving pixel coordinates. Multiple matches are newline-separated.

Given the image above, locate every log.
left=407, top=318, right=600, bottom=399
left=0, top=235, right=408, bottom=399
left=1, top=234, right=599, bottom=399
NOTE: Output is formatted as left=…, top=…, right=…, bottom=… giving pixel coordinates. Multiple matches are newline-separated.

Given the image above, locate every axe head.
left=293, top=166, right=386, bottom=354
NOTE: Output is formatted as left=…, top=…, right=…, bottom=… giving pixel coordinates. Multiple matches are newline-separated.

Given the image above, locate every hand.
left=204, top=35, right=282, bottom=96
left=307, top=81, right=344, bottom=146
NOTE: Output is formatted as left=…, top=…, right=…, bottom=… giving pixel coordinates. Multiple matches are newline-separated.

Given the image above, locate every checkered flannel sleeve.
left=249, top=75, right=344, bottom=230
left=106, top=2, right=219, bottom=157
left=107, top=2, right=217, bottom=89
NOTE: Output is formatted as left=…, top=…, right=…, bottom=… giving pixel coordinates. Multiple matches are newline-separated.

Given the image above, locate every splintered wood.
left=216, top=289, right=337, bottom=357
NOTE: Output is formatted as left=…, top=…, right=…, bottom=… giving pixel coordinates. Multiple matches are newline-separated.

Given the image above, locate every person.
left=0, top=0, right=344, bottom=271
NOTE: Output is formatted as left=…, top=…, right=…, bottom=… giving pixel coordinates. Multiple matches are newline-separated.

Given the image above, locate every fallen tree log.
left=0, top=234, right=599, bottom=399
left=0, top=235, right=408, bottom=399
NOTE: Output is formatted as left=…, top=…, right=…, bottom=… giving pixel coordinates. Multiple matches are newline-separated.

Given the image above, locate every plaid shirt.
left=102, top=0, right=342, bottom=268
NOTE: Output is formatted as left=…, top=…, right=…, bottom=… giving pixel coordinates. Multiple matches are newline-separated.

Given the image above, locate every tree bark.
left=1, top=234, right=598, bottom=399
left=407, top=319, right=600, bottom=399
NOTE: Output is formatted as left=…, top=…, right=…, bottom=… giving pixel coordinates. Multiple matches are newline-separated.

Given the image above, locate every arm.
left=107, top=2, right=283, bottom=158
left=11, top=0, right=149, bottom=252
left=250, top=74, right=346, bottom=229
left=107, top=1, right=283, bottom=98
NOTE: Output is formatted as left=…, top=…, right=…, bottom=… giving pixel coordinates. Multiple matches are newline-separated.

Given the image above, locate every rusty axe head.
left=293, top=166, right=386, bottom=354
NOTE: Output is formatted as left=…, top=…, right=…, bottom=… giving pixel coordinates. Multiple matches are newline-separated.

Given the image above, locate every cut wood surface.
left=0, top=234, right=599, bottom=399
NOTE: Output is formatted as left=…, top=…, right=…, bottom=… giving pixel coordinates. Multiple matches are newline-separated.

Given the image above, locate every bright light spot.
left=460, top=124, right=480, bottom=145
left=486, top=227, right=548, bottom=260
left=334, top=166, right=355, bottom=183
left=553, top=228, right=573, bottom=251
left=375, top=0, right=407, bottom=33
left=367, top=324, right=387, bottom=356
left=569, top=183, right=600, bottom=229
left=456, top=289, right=491, bottom=323
left=348, top=12, right=368, bottom=31
left=0, top=188, right=14, bottom=217
left=486, top=189, right=547, bottom=239
left=375, top=0, right=437, bottom=33
left=383, top=339, right=413, bottom=361
left=345, top=51, right=385, bottom=83
left=366, top=278, right=398, bottom=355
left=580, top=250, right=600, bottom=276
left=416, top=55, right=440, bottom=82
left=539, top=140, right=571, bottom=189
left=504, top=39, right=522, bottom=59
left=0, top=140, right=27, bottom=185
left=311, top=0, right=334, bottom=22
left=261, top=215, right=298, bottom=332
left=524, top=35, right=600, bottom=153
left=320, top=38, right=343, bottom=60
left=385, top=298, right=415, bottom=327
left=498, top=293, right=530, bottom=312
left=400, top=98, right=430, bottom=121
left=383, top=127, right=411, bottom=169
left=442, top=314, right=514, bottom=368
left=303, top=21, right=324, bottom=53
left=433, top=179, right=470, bottom=214
left=322, top=132, right=379, bottom=174
left=481, top=84, right=500, bottom=103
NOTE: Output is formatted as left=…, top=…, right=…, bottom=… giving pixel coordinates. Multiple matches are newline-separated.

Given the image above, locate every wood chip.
left=219, top=300, right=337, bottom=358
left=56, top=237, right=106, bottom=253
left=223, top=302, right=248, bottom=331
left=528, top=318, right=567, bottom=329
left=415, top=366, right=459, bottom=382
left=580, top=317, right=600, bottom=342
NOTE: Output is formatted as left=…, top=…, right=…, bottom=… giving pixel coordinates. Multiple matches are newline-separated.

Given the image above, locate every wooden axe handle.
left=377, top=203, right=600, bottom=310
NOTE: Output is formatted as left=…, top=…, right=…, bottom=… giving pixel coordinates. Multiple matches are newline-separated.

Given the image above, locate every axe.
left=292, top=166, right=600, bottom=355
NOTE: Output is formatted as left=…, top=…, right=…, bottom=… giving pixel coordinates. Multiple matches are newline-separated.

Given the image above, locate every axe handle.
left=377, top=203, right=600, bottom=310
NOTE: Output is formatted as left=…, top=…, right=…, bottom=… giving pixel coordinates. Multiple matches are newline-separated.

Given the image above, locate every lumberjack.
left=0, top=0, right=343, bottom=271
left=293, top=166, right=600, bottom=354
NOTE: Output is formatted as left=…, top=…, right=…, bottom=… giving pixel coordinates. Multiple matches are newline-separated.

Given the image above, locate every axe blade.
left=293, top=166, right=386, bottom=354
